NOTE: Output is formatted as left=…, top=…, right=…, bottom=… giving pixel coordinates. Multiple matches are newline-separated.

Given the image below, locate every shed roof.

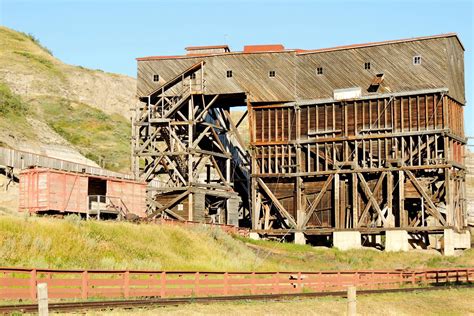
left=298, top=33, right=464, bottom=55
left=136, top=33, right=463, bottom=61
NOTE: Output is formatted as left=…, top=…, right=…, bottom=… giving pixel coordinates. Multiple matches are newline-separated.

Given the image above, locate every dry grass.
left=0, top=216, right=472, bottom=272
left=76, top=288, right=474, bottom=315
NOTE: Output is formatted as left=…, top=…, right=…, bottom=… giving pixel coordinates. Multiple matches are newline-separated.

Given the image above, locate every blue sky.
left=0, top=0, right=473, bottom=135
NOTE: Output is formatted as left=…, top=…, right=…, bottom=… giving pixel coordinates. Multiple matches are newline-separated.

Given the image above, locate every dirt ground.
left=70, top=288, right=474, bottom=316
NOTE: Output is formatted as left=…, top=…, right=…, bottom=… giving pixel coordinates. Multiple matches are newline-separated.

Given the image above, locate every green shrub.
left=0, top=82, right=28, bottom=115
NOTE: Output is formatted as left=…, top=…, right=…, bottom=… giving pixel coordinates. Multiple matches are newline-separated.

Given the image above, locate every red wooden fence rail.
left=0, top=267, right=472, bottom=301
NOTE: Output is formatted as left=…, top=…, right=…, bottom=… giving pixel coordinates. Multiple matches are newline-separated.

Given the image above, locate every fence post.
left=160, top=272, right=166, bottom=298
left=224, top=272, right=229, bottom=295
left=194, top=272, right=200, bottom=297
left=30, top=269, right=37, bottom=300
left=298, top=272, right=303, bottom=292
left=37, top=283, right=48, bottom=316
left=251, top=272, right=256, bottom=295
left=274, top=272, right=280, bottom=294
left=81, top=271, right=88, bottom=299
left=124, top=270, right=130, bottom=299
left=347, top=286, right=356, bottom=316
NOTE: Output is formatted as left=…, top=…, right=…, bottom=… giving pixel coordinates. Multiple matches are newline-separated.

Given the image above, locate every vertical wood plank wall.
left=250, top=92, right=466, bottom=230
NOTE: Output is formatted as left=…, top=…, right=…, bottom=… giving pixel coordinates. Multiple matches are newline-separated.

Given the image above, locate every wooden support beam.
left=257, top=178, right=297, bottom=228
left=196, top=95, right=220, bottom=121
left=302, top=175, right=334, bottom=227
left=210, top=156, right=232, bottom=189
left=357, top=173, right=388, bottom=226
left=235, top=110, right=248, bottom=128
left=358, top=172, right=387, bottom=224
left=405, top=170, right=446, bottom=225
left=148, top=192, right=189, bottom=221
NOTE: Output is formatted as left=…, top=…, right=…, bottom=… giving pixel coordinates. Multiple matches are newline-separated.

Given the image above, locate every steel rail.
left=1, top=284, right=472, bottom=314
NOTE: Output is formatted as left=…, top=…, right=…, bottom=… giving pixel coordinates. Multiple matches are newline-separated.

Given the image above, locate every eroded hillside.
left=0, top=26, right=134, bottom=171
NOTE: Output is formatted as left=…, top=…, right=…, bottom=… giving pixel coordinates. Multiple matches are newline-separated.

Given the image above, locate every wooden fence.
left=0, top=267, right=472, bottom=301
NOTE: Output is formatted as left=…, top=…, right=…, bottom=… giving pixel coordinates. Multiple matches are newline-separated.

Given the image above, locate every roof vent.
left=243, top=44, right=285, bottom=53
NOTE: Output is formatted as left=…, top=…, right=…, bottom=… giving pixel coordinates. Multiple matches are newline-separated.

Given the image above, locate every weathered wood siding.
left=138, top=52, right=297, bottom=102
left=137, top=36, right=464, bottom=104
left=445, top=37, right=465, bottom=103
left=297, top=38, right=451, bottom=101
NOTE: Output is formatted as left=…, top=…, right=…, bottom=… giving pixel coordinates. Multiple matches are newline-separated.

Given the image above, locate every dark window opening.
left=190, top=73, right=196, bottom=79
left=226, top=70, right=233, bottom=78
left=153, top=74, right=160, bottom=82
left=88, top=177, right=107, bottom=196
left=367, top=73, right=384, bottom=93
left=413, top=56, right=421, bottom=65
left=269, top=70, right=276, bottom=77
left=316, top=67, right=323, bottom=75
left=364, top=62, right=371, bottom=70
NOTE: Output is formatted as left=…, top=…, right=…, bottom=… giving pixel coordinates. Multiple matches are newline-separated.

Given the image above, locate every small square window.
left=226, top=70, right=233, bottom=78
left=153, top=74, right=160, bottom=82
left=269, top=70, right=276, bottom=77
left=190, top=73, right=196, bottom=79
left=413, top=56, right=421, bottom=65
left=316, top=67, right=323, bottom=75
left=364, top=62, right=371, bottom=70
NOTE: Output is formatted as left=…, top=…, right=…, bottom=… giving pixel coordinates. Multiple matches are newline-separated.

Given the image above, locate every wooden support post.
left=296, top=176, right=304, bottom=229
left=251, top=154, right=259, bottom=230
left=295, top=104, right=304, bottom=229
left=398, top=170, right=405, bottom=227
left=340, top=180, right=347, bottom=228
left=352, top=173, right=358, bottom=228
left=188, top=97, right=194, bottom=221
left=334, top=173, right=340, bottom=228
left=445, top=168, right=453, bottom=226
left=37, top=283, right=48, bottom=316
left=387, top=172, right=394, bottom=227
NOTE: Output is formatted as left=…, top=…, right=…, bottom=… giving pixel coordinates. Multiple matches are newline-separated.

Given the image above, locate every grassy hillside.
left=0, top=26, right=134, bottom=172
left=0, top=82, right=33, bottom=148
left=0, top=216, right=472, bottom=271
left=32, top=96, right=131, bottom=171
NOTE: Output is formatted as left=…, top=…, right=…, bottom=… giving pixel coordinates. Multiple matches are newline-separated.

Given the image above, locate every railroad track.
left=1, top=285, right=472, bottom=314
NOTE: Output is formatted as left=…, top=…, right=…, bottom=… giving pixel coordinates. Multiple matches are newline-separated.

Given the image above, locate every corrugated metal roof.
left=136, top=33, right=463, bottom=61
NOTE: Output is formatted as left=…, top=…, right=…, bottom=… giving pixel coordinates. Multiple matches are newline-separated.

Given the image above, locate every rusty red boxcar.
left=19, top=168, right=147, bottom=218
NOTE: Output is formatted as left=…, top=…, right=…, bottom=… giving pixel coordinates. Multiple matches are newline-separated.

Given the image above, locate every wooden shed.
left=19, top=168, right=147, bottom=218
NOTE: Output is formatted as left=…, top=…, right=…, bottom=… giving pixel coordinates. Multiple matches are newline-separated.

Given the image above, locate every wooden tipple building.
left=134, top=34, right=470, bottom=252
